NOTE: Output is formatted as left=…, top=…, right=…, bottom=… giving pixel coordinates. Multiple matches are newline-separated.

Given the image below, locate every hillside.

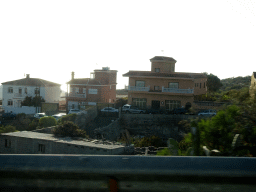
left=220, top=75, right=251, bottom=92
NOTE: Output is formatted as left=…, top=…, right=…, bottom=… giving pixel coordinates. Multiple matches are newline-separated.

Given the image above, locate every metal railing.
left=162, top=87, right=194, bottom=94
left=0, top=155, right=256, bottom=192
left=128, top=86, right=150, bottom=92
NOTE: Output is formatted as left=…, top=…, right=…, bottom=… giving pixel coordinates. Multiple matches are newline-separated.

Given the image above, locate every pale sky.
left=0, top=0, right=255, bottom=91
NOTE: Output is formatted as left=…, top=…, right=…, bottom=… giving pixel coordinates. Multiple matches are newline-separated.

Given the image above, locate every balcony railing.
left=162, top=87, right=194, bottom=94
left=66, top=92, right=86, bottom=98
left=128, top=86, right=150, bottom=92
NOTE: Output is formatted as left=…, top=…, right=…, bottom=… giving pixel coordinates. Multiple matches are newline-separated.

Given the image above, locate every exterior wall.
left=100, top=85, right=116, bottom=103
left=3, top=106, right=38, bottom=114
left=249, top=74, right=256, bottom=98
left=129, top=77, right=194, bottom=90
left=0, top=135, right=125, bottom=155
left=193, top=78, right=207, bottom=95
left=44, top=86, right=61, bottom=103
left=128, top=92, right=194, bottom=109
left=94, top=71, right=117, bottom=85
left=151, top=61, right=175, bottom=72
left=41, top=103, right=59, bottom=116
left=2, top=85, right=61, bottom=109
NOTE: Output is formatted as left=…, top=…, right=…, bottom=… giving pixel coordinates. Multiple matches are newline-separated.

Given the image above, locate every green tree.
left=39, top=116, right=57, bottom=128
left=21, top=96, right=45, bottom=107
left=203, top=72, right=223, bottom=93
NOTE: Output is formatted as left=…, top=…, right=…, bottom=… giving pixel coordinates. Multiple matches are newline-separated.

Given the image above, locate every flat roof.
left=2, top=131, right=124, bottom=149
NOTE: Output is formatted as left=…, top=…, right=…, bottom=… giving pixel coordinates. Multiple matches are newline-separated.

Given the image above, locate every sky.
left=0, top=0, right=255, bottom=91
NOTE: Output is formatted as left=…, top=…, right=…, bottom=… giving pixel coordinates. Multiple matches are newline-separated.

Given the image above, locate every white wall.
left=2, top=85, right=61, bottom=108
left=0, top=85, right=2, bottom=100
left=44, top=86, right=61, bottom=103
left=3, top=106, right=40, bottom=114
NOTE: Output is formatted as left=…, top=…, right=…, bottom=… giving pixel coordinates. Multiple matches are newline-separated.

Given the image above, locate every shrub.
left=28, top=119, right=40, bottom=131
left=0, top=125, right=17, bottom=133
left=53, top=121, right=87, bottom=138
left=59, top=113, right=77, bottom=124
left=39, top=116, right=57, bottom=128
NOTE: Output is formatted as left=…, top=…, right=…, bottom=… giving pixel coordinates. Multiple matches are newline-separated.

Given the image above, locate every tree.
left=203, top=72, right=223, bottom=93
left=21, top=96, right=45, bottom=107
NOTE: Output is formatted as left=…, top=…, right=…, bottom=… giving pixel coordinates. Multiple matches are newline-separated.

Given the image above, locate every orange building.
left=66, top=67, right=117, bottom=111
left=123, top=56, right=207, bottom=111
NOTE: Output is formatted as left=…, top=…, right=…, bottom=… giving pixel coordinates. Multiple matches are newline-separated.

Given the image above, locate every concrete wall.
left=3, top=106, right=39, bottom=114
left=0, top=134, right=125, bottom=155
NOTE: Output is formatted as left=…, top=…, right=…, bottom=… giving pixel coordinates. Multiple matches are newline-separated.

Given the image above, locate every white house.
left=1, top=74, right=61, bottom=114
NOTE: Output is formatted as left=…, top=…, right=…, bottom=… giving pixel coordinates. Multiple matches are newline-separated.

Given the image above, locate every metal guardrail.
left=128, top=86, right=150, bottom=92
left=0, top=155, right=256, bottom=191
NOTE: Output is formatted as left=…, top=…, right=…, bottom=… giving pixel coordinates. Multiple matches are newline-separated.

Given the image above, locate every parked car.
left=169, top=108, right=188, bottom=115
left=68, top=109, right=81, bottom=114
left=52, top=113, right=66, bottom=120
left=34, top=113, right=47, bottom=119
left=198, top=109, right=217, bottom=117
left=127, top=106, right=146, bottom=114
left=145, top=108, right=165, bottom=114
left=101, top=107, right=118, bottom=113
left=122, top=104, right=131, bottom=113
left=1, top=112, right=16, bottom=120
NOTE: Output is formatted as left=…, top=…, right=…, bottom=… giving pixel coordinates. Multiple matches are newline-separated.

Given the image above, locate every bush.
left=0, top=125, right=17, bottom=133
left=28, top=119, right=40, bottom=131
left=39, top=116, right=57, bottom=128
left=59, top=113, right=77, bottom=124
left=53, top=121, right=87, bottom=138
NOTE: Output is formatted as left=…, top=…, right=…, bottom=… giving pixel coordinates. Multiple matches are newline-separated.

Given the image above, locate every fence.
left=0, top=155, right=256, bottom=192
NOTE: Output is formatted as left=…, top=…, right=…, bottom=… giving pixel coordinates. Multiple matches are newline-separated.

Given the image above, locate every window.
left=135, top=81, right=145, bottom=87
left=19, top=88, right=22, bottom=94
left=132, top=98, right=147, bottom=108
left=154, top=86, right=160, bottom=91
left=89, top=89, right=98, bottom=94
left=25, top=88, right=27, bottom=94
left=8, top=87, right=13, bottom=93
left=155, top=68, right=160, bottom=72
left=83, top=88, right=86, bottom=93
left=168, top=82, right=179, bottom=89
left=165, top=100, right=181, bottom=111
left=5, top=139, right=11, bottom=148
left=8, top=100, right=13, bottom=106
left=35, top=88, right=40, bottom=95
left=38, top=144, right=45, bottom=153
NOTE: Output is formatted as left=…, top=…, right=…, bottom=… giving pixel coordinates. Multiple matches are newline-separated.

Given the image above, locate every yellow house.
left=123, top=56, right=207, bottom=111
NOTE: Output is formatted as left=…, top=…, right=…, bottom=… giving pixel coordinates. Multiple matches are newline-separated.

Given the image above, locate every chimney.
left=26, top=74, right=30, bottom=78
left=71, top=72, right=75, bottom=80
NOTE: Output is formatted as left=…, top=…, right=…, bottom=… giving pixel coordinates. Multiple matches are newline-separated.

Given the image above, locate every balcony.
left=128, top=86, right=150, bottom=92
left=66, top=92, right=86, bottom=98
left=162, top=87, right=194, bottom=94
